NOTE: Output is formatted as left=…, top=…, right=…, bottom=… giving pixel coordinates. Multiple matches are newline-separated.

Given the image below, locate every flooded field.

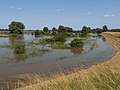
left=0, top=34, right=114, bottom=77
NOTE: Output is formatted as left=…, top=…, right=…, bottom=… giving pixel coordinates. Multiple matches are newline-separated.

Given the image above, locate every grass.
left=52, top=44, right=71, bottom=49
left=0, top=31, right=9, bottom=34
left=0, top=34, right=9, bottom=38
left=1, top=32, right=120, bottom=90
left=0, top=31, right=9, bottom=37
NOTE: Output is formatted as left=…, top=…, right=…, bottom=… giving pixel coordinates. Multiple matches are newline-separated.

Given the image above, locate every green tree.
left=58, top=25, right=65, bottom=32
left=52, top=27, right=58, bottom=35
left=102, top=25, right=108, bottom=32
left=82, top=26, right=89, bottom=33
left=52, top=27, right=57, bottom=31
left=65, top=27, right=73, bottom=32
left=95, top=28, right=103, bottom=34
left=81, top=26, right=89, bottom=36
left=58, top=25, right=73, bottom=32
left=8, top=21, right=25, bottom=34
left=43, top=27, right=49, bottom=32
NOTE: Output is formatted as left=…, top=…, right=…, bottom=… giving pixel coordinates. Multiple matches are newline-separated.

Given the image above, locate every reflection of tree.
left=71, top=47, right=83, bottom=55
left=9, top=35, right=27, bottom=63
left=9, top=35, right=24, bottom=44
left=14, top=54, right=27, bottom=63
left=90, top=42, right=98, bottom=51
left=28, top=47, right=50, bottom=57
left=101, top=37, right=106, bottom=42
left=81, top=36, right=99, bottom=53
left=14, top=43, right=26, bottom=54
left=14, top=43, right=27, bottom=62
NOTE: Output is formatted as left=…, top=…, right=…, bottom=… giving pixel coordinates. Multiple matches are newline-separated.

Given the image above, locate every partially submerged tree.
left=70, top=39, right=84, bottom=47
left=8, top=21, right=25, bottom=34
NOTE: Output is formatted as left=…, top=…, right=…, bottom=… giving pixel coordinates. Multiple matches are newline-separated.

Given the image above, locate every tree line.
left=0, top=21, right=120, bottom=35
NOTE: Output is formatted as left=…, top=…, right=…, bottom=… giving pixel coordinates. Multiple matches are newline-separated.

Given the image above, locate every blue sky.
left=0, top=0, right=120, bottom=30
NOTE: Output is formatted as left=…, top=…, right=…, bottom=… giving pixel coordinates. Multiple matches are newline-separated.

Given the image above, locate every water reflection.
left=0, top=34, right=111, bottom=64
left=0, top=34, right=114, bottom=77
left=71, top=47, right=83, bottom=55
left=70, top=39, right=84, bottom=55
left=14, top=43, right=26, bottom=54
left=28, top=47, right=50, bottom=57
left=9, top=35, right=27, bottom=62
left=9, top=35, right=24, bottom=44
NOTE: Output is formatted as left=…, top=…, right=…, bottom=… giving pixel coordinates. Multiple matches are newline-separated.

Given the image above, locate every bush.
left=44, top=38, right=54, bottom=42
left=53, top=35, right=66, bottom=42
left=70, top=39, right=84, bottom=47
left=52, top=44, right=70, bottom=49
left=35, top=30, right=44, bottom=36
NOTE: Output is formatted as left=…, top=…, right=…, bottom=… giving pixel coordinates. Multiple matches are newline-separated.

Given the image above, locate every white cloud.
left=18, top=7, right=22, bottom=10
left=10, top=6, right=22, bottom=10
left=56, top=8, right=64, bottom=12
left=104, top=14, right=115, bottom=17
left=87, top=12, right=92, bottom=15
left=10, top=6, right=14, bottom=9
left=83, top=12, right=93, bottom=15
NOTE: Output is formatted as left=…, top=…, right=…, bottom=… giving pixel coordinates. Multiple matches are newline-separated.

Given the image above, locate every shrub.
left=53, top=35, right=66, bottom=42
left=70, top=39, right=84, bottom=47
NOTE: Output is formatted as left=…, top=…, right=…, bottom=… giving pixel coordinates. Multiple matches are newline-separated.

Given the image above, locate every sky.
left=0, top=0, right=120, bottom=30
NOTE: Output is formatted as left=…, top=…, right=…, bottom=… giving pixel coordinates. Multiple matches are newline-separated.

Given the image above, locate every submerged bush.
left=53, top=35, right=66, bottom=42
left=70, top=39, right=84, bottom=47
left=44, top=38, right=54, bottom=42
left=52, top=44, right=70, bottom=49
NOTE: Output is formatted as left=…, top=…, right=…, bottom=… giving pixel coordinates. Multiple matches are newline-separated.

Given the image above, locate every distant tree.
left=58, top=25, right=65, bottom=32
left=52, top=27, right=58, bottom=35
left=94, top=28, right=103, bottom=34
left=52, top=27, right=57, bottom=31
left=102, top=25, right=108, bottom=32
left=8, top=21, right=25, bottom=34
left=82, top=26, right=88, bottom=33
left=58, top=25, right=73, bottom=32
left=81, top=26, right=90, bottom=36
left=65, top=27, right=73, bottom=32
left=43, top=27, right=49, bottom=32
left=35, top=30, right=40, bottom=36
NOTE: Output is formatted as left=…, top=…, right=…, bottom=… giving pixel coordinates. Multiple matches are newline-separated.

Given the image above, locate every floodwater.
left=0, top=34, right=114, bottom=77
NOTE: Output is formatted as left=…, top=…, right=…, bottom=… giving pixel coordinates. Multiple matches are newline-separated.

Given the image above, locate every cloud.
left=83, top=12, right=93, bottom=15
left=18, top=7, right=22, bottom=10
left=56, top=8, right=64, bottom=12
left=87, top=12, right=92, bottom=15
left=10, top=6, right=14, bottom=9
left=104, top=14, right=115, bottom=17
left=10, top=6, right=22, bottom=10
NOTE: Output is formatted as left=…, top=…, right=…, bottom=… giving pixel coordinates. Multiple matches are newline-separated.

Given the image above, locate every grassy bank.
left=2, top=32, right=120, bottom=90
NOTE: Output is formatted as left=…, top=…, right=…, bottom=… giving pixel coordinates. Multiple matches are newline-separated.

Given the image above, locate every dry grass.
left=2, top=32, right=120, bottom=90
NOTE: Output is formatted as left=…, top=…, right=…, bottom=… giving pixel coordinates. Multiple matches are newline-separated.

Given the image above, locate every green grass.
left=36, top=41, right=54, bottom=45
left=52, top=44, right=71, bottom=49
